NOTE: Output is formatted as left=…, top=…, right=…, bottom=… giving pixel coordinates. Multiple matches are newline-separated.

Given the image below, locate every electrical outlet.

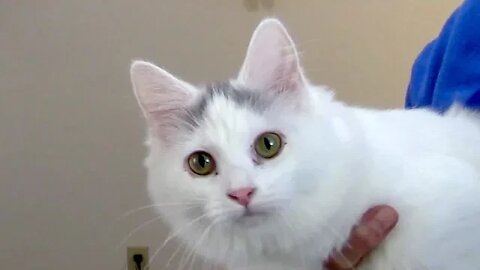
left=127, top=246, right=149, bottom=270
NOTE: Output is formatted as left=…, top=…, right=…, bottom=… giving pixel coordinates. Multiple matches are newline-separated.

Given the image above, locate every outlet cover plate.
left=127, top=246, right=149, bottom=270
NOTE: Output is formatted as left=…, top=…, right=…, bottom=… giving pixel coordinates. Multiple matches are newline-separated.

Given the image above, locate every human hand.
left=324, top=205, right=398, bottom=270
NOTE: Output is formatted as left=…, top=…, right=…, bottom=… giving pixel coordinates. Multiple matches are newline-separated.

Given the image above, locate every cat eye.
left=187, top=151, right=216, bottom=176
left=254, top=132, right=282, bottom=159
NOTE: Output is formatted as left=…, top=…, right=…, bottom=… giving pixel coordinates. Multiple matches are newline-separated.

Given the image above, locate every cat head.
left=130, top=19, right=350, bottom=258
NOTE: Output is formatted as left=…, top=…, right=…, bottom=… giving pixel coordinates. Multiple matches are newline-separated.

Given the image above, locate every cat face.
left=131, top=19, right=343, bottom=238
left=169, top=87, right=300, bottom=228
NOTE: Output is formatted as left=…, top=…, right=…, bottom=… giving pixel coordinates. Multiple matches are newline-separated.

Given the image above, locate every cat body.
left=130, top=19, right=480, bottom=269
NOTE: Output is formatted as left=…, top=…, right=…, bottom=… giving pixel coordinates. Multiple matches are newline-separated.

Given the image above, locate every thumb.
left=324, top=205, right=398, bottom=270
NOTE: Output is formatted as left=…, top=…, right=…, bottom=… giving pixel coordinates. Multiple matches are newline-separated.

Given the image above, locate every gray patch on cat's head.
left=184, top=82, right=270, bottom=128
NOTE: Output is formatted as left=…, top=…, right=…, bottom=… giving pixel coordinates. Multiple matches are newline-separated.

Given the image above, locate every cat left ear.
left=237, top=18, right=306, bottom=93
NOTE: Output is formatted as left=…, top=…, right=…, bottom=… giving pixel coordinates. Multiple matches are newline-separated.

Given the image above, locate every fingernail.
left=360, top=206, right=384, bottom=223
left=374, top=207, right=398, bottom=230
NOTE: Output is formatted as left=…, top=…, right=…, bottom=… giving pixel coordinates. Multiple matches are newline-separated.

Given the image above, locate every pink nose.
left=227, top=187, right=256, bottom=206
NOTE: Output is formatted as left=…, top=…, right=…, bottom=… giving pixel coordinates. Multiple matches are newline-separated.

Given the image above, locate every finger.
left=324, top=205, right=399, bottom=270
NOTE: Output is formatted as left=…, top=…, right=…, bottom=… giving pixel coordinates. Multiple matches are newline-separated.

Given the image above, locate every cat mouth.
left=244, top=208, right=267, bottom=216
left=233, top=208, right=272, bottom=226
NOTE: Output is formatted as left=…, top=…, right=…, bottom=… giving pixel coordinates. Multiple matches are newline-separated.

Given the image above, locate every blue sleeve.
left=405, top=0, right=480, bottom=112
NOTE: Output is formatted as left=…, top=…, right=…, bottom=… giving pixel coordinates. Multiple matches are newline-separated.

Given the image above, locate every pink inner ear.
left=145, top=95, right=193, bottom=142
left=238, top=19, right=305, bottom=93
left=130, top=61, right=196, bottom=142
left=270, top=54, right=304, bottom=92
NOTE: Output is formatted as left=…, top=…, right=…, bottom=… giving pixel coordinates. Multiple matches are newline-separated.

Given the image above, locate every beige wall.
left=0, top=1, right=460, bottom=269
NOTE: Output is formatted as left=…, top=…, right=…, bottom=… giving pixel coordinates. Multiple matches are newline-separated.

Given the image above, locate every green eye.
left=255, top=132, right=282, bottom=159
left=188, top=151, right=216, bottom=176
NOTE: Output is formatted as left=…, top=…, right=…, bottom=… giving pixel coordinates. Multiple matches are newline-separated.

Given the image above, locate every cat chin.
left=225, top=208, right=277, bottom=229
left=199, top=203, right=281, bottom=232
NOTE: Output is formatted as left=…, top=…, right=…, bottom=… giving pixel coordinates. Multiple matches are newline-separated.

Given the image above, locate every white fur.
left=130, top=19, right=480, bottom=270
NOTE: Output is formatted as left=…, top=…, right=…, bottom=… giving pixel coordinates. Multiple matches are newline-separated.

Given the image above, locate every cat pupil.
left=264, top=137, right=272, bottom=150
left=198, top=155, right=206, bottom=167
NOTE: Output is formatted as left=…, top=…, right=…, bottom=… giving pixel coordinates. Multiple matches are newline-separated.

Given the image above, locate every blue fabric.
left=406, top=0, right=480, bottom=112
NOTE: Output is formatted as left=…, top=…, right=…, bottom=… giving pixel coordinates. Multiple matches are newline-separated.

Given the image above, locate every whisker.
left=116, top=204, right=202, bottom=251
left=165, top=240, right=188, bottom=268
left=115, top=202, right=200, bottom=222
left=119, top=202, right=202, bottom=220
left=177, top=242, right=191, bottom=270
left=147, top=212, right=211, bottom=268
left=116, top=215, right=164, bottom=250
left=187, top=252, right=198, bottom=270
left=161, top=212, right=210, bottom=249
left=181, top=218, right=218, bottom=270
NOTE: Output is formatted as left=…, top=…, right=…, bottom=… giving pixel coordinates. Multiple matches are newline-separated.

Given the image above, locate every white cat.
left=130, top=19, right=480, bottom=270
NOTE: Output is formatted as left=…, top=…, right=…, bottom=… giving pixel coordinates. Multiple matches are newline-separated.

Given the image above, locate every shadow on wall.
left=244, top=0, right=275, bottom=11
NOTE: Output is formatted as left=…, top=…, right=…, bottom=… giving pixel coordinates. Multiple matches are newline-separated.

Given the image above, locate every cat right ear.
left=130, top=60, right=196, bottom=140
